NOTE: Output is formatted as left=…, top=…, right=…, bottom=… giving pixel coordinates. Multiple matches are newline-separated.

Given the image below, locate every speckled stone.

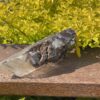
left=0, top=45, right=100, bottom=97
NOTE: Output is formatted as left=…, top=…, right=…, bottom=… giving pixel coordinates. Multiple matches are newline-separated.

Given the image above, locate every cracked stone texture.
left=28, top=28, right=76, bottom=67
left=0, top=45, right=100, bottom=97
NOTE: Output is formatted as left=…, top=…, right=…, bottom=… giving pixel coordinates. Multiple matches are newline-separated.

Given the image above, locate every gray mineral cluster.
left=28, top=28, right=76, bottom=67
left=0, top=28, right=76, bottom=78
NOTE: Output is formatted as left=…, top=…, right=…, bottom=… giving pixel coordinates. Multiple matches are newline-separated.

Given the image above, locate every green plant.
left=0, top=0, right=99, bottom=48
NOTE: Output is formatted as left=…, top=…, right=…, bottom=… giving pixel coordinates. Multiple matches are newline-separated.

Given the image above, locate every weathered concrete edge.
left=0, top=82, right=100, bottom=97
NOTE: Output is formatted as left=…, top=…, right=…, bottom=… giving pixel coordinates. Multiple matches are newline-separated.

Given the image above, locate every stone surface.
left=0, top=45, right=100, bottom=97
left=28, top=28, right=76, bottom=67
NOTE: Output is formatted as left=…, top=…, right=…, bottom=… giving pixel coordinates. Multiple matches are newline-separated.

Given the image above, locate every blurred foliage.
left=0, top=0, right=99, bottom=48
left=0, top=96, right=99, bottom=100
